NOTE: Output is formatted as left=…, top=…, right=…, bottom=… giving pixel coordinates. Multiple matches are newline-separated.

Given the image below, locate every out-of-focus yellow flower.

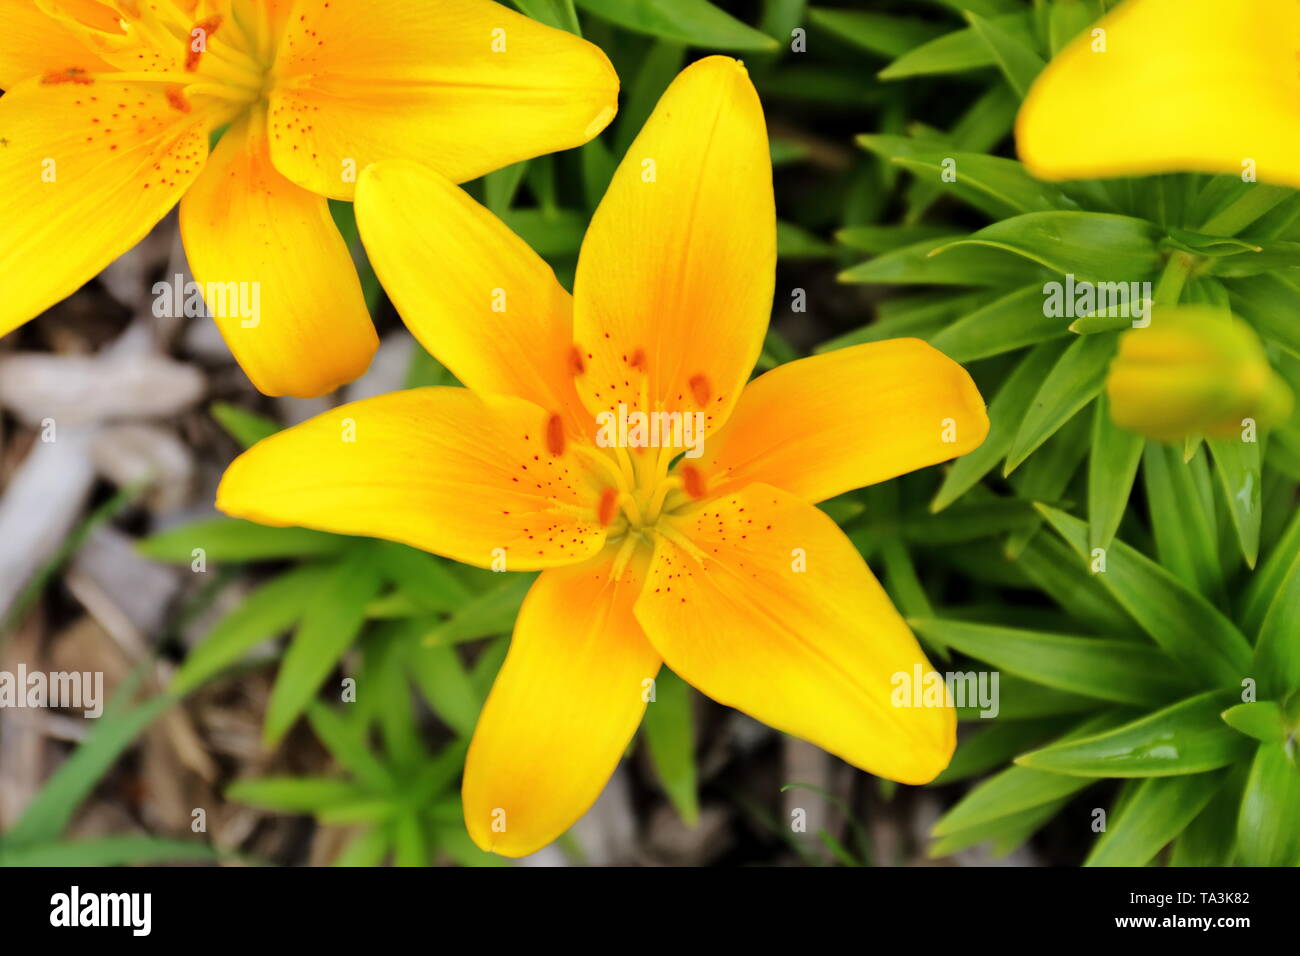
left=0, top=0, right=617, bottom=396
left=1016, top=0, right=1300, bottom=187
left=216, top=57, right=990, bottom=857
left=1108, top=306, right=1294, bottom=441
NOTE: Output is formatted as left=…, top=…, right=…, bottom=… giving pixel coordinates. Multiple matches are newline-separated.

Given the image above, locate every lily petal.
left=463, top=546, right=660, bottom=857
left=0, top=0, right=114, bottom=87
left=266, top=0, right=618, bottom=200
left=691, top=340, right=988, bottom=504
left=637, top=484, right=954, bottom=783
left=572, top=55, right=775, bottom=438
left=0, top=75, right=208, bottom=338
left=354, top=159, right=589, bottom=437
left=179, top=110, right=377, bottom=397
left=216, top=387, right=608, bottom=570
left=1018, top=0, right=1300, bottom=186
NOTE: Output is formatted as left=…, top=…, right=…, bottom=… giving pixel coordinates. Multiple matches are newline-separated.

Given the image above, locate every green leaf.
left=1221, top=701, right=1284, bottom=744
left=137, top=517, right=350, bottom=563
left=909, top=618, right=1190, bottom=706
left=483, top=160, right=529, bottom=216
left=927, top=284, right=1068, bottom=363
left=1236, top=741, right=1300, bottom=865
left=878, top=13, right=1033, bottom=80
left=777, top=221, right=835, bottom=260
left=6, top=694, right=173, bottom=846
left=171, top=563, right=332, bottom=695
left=1037, top=505, right=1253, bottom=687
left=1205, top=435, right=1262, bottom=568
left=1241, top=505, right=1300, bottom=635
left=226, top=776, right=372, bottom=813
left=1004, top=411, right=1092, bottom=558
left=263, top=548, right=386, bottom=744
left=835, top=224, right=959, bottom=254
left=1171, top=765, right=1246, bottom=866
left=0, top=837, right=220, bottom=867
left=307, top=701, right=396, bottom=791
left=1226, top=273, right=1300, bottom=358
left=642, top=667, right=699, bottom=826
left=1004, top=333, right=1116, bottom=474
left=1253, top=547, right=1300, bottom=698
left=957, top=674, right=1096, bottom=721
left=406, top=638, right=482, bottom=738
left=1085, top=771, right=1227, bottom=867
left=575, top=0, right=778, bottom=51
left=210, top=402, right=278, bottom=448
left=420, top=573, right=536, bottom=647
left=860, top=143, right=1072, bottom=217
left=510, top=0, right=581, bottom=33
left=806, top=9, right=942, bottom=57
left=1087, top=392, right=1144, bottom=550
left=1141, top=443, right=1224, bottom=601
left=333, top=826, right=391, bottom=867
left=964, top=10, right=1045, bottom=98
left=929, top=797, right=1067, bottom=858
left=934, top=713, right=1124, bottom=837
left=933, top=212, right=1163, bottom=282
left=930, top=717, right=1075, bottom=785
left=1015, top=531, right=1143, bottom=639
left=840, top=235, right=1048, bottom=287
left=819, top=290, right=993, bottom=353
left=1017, top=691, right=1252, bottom=777
left=370, top=541, right=470, bottom=614
left=931, top=341, right=1067, bottom=511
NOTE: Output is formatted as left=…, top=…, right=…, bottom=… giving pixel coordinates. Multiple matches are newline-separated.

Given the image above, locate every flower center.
left=579, top=442, right=705, bottom=541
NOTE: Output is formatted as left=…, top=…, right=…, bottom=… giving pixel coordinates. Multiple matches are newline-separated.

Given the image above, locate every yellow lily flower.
left=0, top=0, right=617, bottom=396
left=216, top=56, right=990, bottom=857
left=1017, top=0, right=1300, bottom=186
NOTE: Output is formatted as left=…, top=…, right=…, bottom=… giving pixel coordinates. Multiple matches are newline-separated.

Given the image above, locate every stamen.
left=545, top=413, right=565, bottom=456
left=597, top=487, right=619, bottom=526
left=185, top=16, right=223, bottom=71
left=679, top=465, right=706, bottom=500
left=689, top=373, right=711, bottom=406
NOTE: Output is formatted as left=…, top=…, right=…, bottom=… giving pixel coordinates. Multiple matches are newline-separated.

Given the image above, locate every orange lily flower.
left=216, top=56, right=990, bottom=857
left=0, top=0, right=617, bottom=396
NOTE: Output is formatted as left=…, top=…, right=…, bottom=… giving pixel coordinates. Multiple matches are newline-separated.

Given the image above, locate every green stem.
left=1153, top=251, right=1196, bottom=308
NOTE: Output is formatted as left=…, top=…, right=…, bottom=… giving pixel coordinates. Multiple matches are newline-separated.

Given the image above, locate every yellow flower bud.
left=1107, top=306, right=1293, bottom=442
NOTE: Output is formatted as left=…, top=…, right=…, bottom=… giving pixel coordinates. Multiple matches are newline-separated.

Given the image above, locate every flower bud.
left=1107, top=307, right=1293, bottom=441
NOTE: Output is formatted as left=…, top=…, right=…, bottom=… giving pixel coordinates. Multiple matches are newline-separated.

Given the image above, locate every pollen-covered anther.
left=185, top=16, right=224, bottom=71
left=629, top=348, right=646, bottom=370
left=689, top=373, right=711, bottom=406
left=680, top=465, right=706, bottom=500
left=545, top=413, right=566, bottom=456
left=568, top=345, right=586, bottom=376
left=165, top=87, right=192, bottom=113
left=42, top=68, right=93, bottom=85
left=597, top=487, right=619, bottom=526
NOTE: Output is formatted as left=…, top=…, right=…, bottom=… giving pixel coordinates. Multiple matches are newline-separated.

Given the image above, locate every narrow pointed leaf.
left=1085, top=771, right=1227, bottom=867
left=909, top=618, right=1191, bottom=706
left=1017, top=691, right=1251, bottom=777
left=1037, top=505, right=1253, bottom=686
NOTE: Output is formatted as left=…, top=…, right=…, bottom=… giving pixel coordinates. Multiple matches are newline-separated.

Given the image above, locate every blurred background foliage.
left=1, top=0, right=1297, bottom=867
